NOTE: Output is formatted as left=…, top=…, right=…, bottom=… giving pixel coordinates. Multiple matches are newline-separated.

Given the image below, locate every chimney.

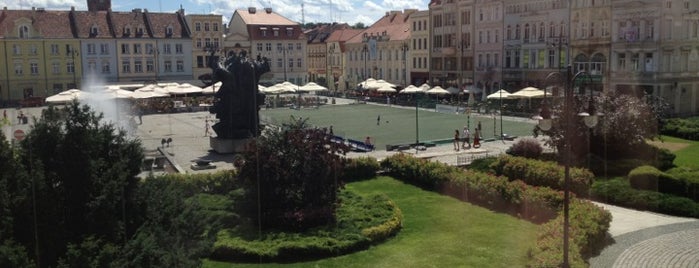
left=248, top=7, right=256, bottom=14
left=264, top=7, right=272, bottom=14
left=133, top=8, right=142, bottom=13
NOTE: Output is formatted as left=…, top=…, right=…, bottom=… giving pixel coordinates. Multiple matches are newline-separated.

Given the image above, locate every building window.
left=266, top=43, right=272, bottom=51
left=30, top=63, right=39, bottom=75
left=277, top=58, right=282, bottom=68
left=618, top=53, right=626, bottom=70
left=204, top=22, right=210, bottom=31
left=257, top=43, right=263, bottom=52
left=177, top=60, right=184, bottom=72
left=13, top=45, right=21, bottom=55
left=14, top=63, right=23, bottom=75
left=164, top=60, right=172, bottom=72
left=297, top=58, right=302, bottom=68
left=296, top=43, right=302, bottom=50
left=166, top=26, right=173, bottom=36
left=196, top=38, right=202, bottom=48
left=102, top=61, right=110, bottom=73
left=197, top=56, right=204, bottom=68
left=146, top=59, right=154, bottom=72
left=121, top=44, right=130, bottom=54
left=90, top=25, right=99, bottom=36
left=213, top=38, right=219, bottom=49
left=87, top=44, right=97, bottom=55
left=175, top=43, right=183, bottom=54
left=67, top=62, right=75, bottom=74
left=30, top=44, right=38, bottom=55
left=286, top=28, right=294, bottom=36
left=163, top=44, right=172, bottom=54
left=195, top=22, right=201, bottom=31
left=52, top=62, right=60, bottom=74
left=19, top=25, right=30, bottom=38
left=51, top=44, right=59, bottom=55
left=134, top=44, right=142, bottom=54
left=122, top=60, right=130, bottom=73
left=135, top=60, right=143, bottom=73
left=287, top=43, right=294, bottom=51
left=100, top=43, right=109, bottom=54
left=213, top=23, right=219, bottom=31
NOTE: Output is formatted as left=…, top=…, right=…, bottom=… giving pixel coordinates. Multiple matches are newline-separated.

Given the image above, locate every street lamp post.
left=69, top=47, right=79, bottom=88
left=402, top=42, right=409, bottom=87
left=150, top=47, right=160, bottom=83
left=362, top=44, right=368, bottom=88
left=535, top=66, right=596, bottom=268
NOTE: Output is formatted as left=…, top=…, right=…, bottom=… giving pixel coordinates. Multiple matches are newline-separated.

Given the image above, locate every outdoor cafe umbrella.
left=486, top=89, right=511, bottom=100
left=426, top=86, right=450, bottom=95
left=358, top=78, right=377, bottom=89
left=509, top=87, right=545, bottom=98
left=419, top=83, right=431, bottom=91
left=131, top=85, right=170, bottom=99
left=299, top=82, right=328, bottom=92
left=45, top=89, right=92, bottom=103
left=400, top=85, right=423, bottom=94
left=201, top=82, right=223, bottom=94
left=163, top=83, right=203, bottom=95
left=376, top=85, right=397, bottom=93
left=446, top=86, right=460, bottom=94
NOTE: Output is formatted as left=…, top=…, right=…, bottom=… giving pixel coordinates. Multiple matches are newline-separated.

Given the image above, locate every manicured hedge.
left=591, top=178, right=699, bottom=218
left=380, top=154, right=611, bottom=266
left=629, top=165, right=699, bottom=202
left=489, top=155, right=594, bottom=198
left=210, top=191, right=402, bottom=262
left=341, top=157, right=380, bottom=182
left=661, top=117, right=699, bottom=141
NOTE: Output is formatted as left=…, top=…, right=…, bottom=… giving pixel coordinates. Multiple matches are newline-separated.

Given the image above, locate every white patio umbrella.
left=358, top=78, right=377, bottom=88
left=376, top=85, right=397, bottom=93
left=509, top=87, right=546, bottom=98
left=299, top=82, right=328, bottom=92
left=201, top=82, right=223, bottom=94
left=373, top=79, right=396, bottom=88
left=419, top=83, right=431, bottom=91
left=132, top=85, right=169, bottom=99
left=45, top=89, right=92, bottom=103
left=163, top=83, right=203, bottom=95
left=426, top=86, right=450, bottom=95
left=262, top=84, right=296, bottom=94
left=486, top=89, right=511, bottom=100
left=400, top=85, right=423, bottom=94
left=463, top=85, right=483, bottom=94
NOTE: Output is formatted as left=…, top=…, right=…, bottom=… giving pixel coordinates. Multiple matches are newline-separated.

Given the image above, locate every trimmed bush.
left=489, top=155, right=593, bottom=197
left=210, top=191, right=402, bottom=262
left=667, top=167, right=699, bottom=202
left=342, top=157, right=380, bottom=182
left=591, top=178, right=699, bottom=218
left=628, top=165, right=686, bottom=198
left=589, top=158, right=648, bottom=177
left=467, top=156, right=498, bottom=173
left=506, top=137, right=543, bottom=159
left=661, top=117, right=699, bottom=141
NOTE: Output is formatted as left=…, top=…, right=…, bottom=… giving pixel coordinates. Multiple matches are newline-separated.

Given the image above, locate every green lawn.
left=204, top=177, right=538, bottom=268
left=260, top=104, right=536, bottom=149
left=661, top=135, right=699, bottom=169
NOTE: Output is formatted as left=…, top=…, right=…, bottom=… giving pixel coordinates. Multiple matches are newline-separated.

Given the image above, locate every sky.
left=3, top=0, right=429, bottom=26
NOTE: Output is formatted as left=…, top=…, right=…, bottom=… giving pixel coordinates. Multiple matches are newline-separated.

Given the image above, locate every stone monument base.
left=210, top=137, right=253, bottom=154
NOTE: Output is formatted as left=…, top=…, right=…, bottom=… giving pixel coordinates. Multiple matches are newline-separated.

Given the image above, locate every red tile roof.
left=109, top=10, right=150, bottom=37
left=71, top=11, right=114, bottom=38
left=0, top=8, right=74, bottom=38
left=235, top=8, right=296, bottom=25
left=346, top=10, right=412, bottom=44
left=234, top=8, right=305, bottom=41
left=146, top=11, right=188, bottom=38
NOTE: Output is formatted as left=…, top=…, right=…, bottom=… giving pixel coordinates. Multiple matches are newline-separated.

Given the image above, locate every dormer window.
left=260, top=27, right=267, bottom=37
left=123, top=26, right=131, bottom=36
left=136, top=26, right=144, bottom=37
left=166, top=26, right=173, bottom=37
left=273, top=27, right=279, bottom=37
left=90, top=25, right=99, bottom=37
left=286, top=27, right=293, bottom=37
left=19, top=25, right=30, bottom=38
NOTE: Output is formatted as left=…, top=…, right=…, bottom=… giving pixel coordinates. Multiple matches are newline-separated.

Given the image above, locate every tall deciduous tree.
left=16, top=102, right=143, bottom=266
left=238, top=117, right=349, bottom=231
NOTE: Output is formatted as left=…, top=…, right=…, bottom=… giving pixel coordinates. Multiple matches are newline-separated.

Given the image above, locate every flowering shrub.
left=507, top=138, right=544, bottom=159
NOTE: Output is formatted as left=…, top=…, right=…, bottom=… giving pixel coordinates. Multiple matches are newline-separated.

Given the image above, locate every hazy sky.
left=3, top=0, right=429, bottom=26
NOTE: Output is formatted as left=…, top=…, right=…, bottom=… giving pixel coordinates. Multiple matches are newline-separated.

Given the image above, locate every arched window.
left=19, top=25, right=30, bottom=38
left=507, top=25, right=512, bottom=40
left=90, top=25, right=99, bottom=36
left=515, top=24, right=521, bottom=40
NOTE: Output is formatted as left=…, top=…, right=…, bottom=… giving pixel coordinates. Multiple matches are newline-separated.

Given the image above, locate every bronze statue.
left=208, top=50, right=270, bottom=139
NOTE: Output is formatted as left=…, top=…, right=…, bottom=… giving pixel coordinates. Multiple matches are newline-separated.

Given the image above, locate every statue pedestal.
left=210, top=137, right=253, bottom=154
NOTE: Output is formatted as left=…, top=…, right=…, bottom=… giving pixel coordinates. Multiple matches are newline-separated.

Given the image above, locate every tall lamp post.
left=535, top=66, right=597, bottom=268
left=69, top=47, right=80, bottom=88
left=402, top=42, right=409, bottom=87
left=362, top=44, right=368, bottom=88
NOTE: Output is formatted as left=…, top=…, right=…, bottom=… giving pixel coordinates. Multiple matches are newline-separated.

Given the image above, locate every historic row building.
left=0, top=0, right=209, bottom=104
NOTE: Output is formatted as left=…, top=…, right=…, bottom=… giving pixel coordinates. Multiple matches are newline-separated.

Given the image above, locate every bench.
left=346, top=139, right=374, bottom=152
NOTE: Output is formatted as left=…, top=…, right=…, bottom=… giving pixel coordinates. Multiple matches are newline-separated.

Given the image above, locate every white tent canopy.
left=446, top=86, right=460, bottom=94
left=132, top=85, right=170, bottom=99
left=376, top=86, right=397, bottom=93
left=201, top=82, right=223, bottom=94
left=419, top=83, right=431, bottom=91
left=163, top=83, right=203, bottom=95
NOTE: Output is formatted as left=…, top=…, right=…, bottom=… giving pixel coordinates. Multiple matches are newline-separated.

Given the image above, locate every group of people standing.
left=454, top=121, right=481, bottom=151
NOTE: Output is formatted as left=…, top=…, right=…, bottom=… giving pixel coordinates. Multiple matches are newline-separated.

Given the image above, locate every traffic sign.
left=13, top=129, right=25, bottom=141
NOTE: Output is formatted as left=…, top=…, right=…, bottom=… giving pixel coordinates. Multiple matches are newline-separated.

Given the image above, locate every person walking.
left=204, top=116, right=211, bottom=137
left=461, top=126, right=471, bottom=149
left=377, top=115, right=381, bottom=125
left=453, top=129, right=460, bottom=151
left=473, top=127, right=481, bottom=148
